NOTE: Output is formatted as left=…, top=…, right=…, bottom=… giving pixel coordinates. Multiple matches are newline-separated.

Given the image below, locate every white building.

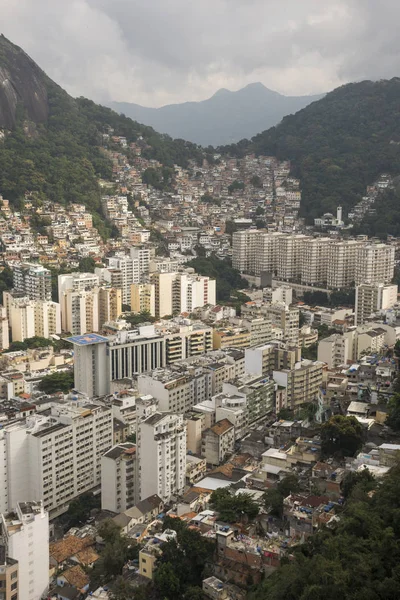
left=136, top=400, right=186, bottom=503
left=1, top=501, right=49, bottom=600
left=101, top=442, right=138, bottom=513
left=150, top=271, right=216, bottom=318
left=0, top=401, right=113, bottom=517
left=8, top=297, right=61, bottom=342
left=355, top=244, right=395, bottom=286
left=13, top=263, right=52, bottom=301
left=355, top=283, right=398, bottom=326
left=317, top=334, right=351, bottom=369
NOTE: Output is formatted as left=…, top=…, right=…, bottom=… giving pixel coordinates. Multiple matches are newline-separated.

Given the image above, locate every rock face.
left=0, top=34, right=48, bottom=129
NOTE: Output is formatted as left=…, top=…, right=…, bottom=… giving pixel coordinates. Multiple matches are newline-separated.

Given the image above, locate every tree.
left=59, top=492, right=100, bottom=531
left=320, top=415, right=364, bottom=457
left=109, top=576, right=135, bottom=600
left=386, top=394, right=400, bottom=431
left=228, top=180, right=245, bottom=194
left=154, top=562, right=181, bottom=599
left=38, top=370, right=74, bottom=394
left=263, top=474, right=301, bottom=517
left=78, top=256, right=96, bottom=272
left=250, top=175, right=263, bottom=188
left=341, top=469, right=375, bottom=499
left=209, top=487, right=259, bottom=523
left=124, top=311, right=156, bottom=326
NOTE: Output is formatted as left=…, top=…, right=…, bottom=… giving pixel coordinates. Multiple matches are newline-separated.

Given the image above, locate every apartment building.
left=317, top=334, right=351, bottom=369
left=326, top=240, right=362, bottom=289
left=157, top=320, right=213, bottom=363
left=0, top=307, right=9, bottom=351
left=245, top=343, right=300, bottom=377
left=137, top=404, right=186, bottom=502
left=355, top=283, right=398, bottom=326
left=222, top=374, right=275, bottom=424
left=8, top=298, right=61, bottom=342
left=212, top=326, right=250, bottom=350
left=273, top=360, right=324, bottom=409
left=58, top=272, right=99, bottom=298
left=201, top=419, right=235, bottom=466
left=355, top=244, right=395, bottom=286
left=0, top=402, right=112, bottom=517
left=0, top=545, right=18, bottom=600
left=60, top=288, right=99, bottom=335
left=13, top=263, right=51, bottom=301
left=232, top=233, right=395, bottom=289
left=1, top=501, right=48, bottom=600
left=98, top=287, right=122, bottom=328
left=100, top=254, right=140, bottom=304
left=101, top=442, right=138, bottom=513
left=137, top=367, right=212, bottom=413
left=150, top=271, right=216, bottom=318
left=131, top=283, right=156, bottom=317
left=175, top=348, right=245, bottom=395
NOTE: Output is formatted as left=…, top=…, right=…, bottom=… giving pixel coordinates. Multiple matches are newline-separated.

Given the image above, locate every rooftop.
left=66, top=333, right=109, bottom=346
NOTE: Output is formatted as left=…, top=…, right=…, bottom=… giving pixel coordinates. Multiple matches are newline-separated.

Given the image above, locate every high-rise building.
left=301, top=237, right=330, bottom=285
left=0, top=544, right=18, bottom=600
left=273, top=360, right=324, bottom=408
left=326, top=240, right=362, bottom=289
left=13, top=263, right=51, bottom=301
left=131, top=283, right=156, bottom=317
left=150, top=271, right=216, bottom=318
left=98, top=287, right=122, bottom=328
left=136, top=400, right=186, bottom=503
left=101, top=442, right=138, bottom=513
left=0, top=402, right=112, bottom=517
left=1, top=501, right=48, bottom=600
left=8, top=298, right=61, bottom=342
left=355, top=283, right=398, bottom=325
left=105, top=255, right=140, bottom=304
left=60, top=289, right=99, bottom=335
left=355, top=244, right=395, bottom=286
left=0, top=307, right=9, bottom=351
left=58, top=272, right=99, bottom=298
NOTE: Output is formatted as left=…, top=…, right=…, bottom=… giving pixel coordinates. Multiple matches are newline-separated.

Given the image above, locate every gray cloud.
left=0, top=0, right=399, bottom=106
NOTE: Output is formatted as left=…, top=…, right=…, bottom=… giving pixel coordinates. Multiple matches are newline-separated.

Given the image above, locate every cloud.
left=0, top=0, right=399, bottom=106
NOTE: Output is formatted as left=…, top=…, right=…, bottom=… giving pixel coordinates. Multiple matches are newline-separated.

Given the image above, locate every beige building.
left=326, top=240, right=362, bottom=289
left=201, top=419, right=235, bottom=466
left=273, top=360, right=324, bottom=409
left=8, top=297, right=61, bottom=342
left=101, top=442, right=137, bottom=513
left=0, top=307, right=9, bottom=351
left=355, top=244, right=395, bottom=286
left=213, top=326, right=250, bottom=350
left=98, top=287, right=122, bottom=328
left=131, top=283, right=156, bottom=317
left=0, top=545, right=18, bottom=600
left=318, top=334, right=351, bottom=369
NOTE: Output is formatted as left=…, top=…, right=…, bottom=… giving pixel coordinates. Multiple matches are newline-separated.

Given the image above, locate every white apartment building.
left=355, top=283, right=398, bottom=326
left=103, top=255, right=140, bottom=304
left=317, top=334, right=351, bottom=369
left=273, top=360, right=324, bottom=409
left=0, top=401, right=112, bottom=517
left=355, top=244, right=395, bottom=286
left=58, top=272, right=99, bottom=298
left=263, top=286, right=293, bottom=305
left=13, top=263, right=52, bottom=301
left=8, top=298, right=61, bottom=342
left=1, top=501, right=49, bottom=600
left=138, top=367, right=212, bottom=413
left=150, top=271, right=216, bottom=318
left=130, top=246, right=150, bottom=280
left=137, top=403, right=186, bottom=502
left=60, top=288, right=99, bottom=335
left=233, top=233, right=395, bottom=289
left=101, top=442, right=138, bottom=513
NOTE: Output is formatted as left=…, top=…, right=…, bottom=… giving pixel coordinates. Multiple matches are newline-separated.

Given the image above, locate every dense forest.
left=0, top=36, right=207, bottom=212
left=356, top=180, right=400, bottom=238
left=221, top=78, right=400, bottom=220
left=249, top=463, right=400, bottom=600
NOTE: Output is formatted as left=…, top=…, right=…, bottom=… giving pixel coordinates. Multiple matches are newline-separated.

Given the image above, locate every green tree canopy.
left=38, top=370, right=74, bottom=394
left=321, top=415, right=364, bottom=457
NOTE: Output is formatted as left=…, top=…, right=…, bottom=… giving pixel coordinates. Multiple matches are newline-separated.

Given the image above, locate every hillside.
left=108, top=83, right=322, bottom=146
left=0, top=35, right=206, bottom=212
left=222, top=78, right=400, bottom=220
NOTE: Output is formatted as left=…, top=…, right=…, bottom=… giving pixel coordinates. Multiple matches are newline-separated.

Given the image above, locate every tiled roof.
left=50, top=535, right=94, bottom=564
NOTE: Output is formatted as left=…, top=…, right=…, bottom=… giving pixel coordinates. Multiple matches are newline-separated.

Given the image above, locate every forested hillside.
left=0, top=35, right=206, bottom=211
left=222, top=78, right=400, bottom=220
left=250, top=463, right=400, bottom=600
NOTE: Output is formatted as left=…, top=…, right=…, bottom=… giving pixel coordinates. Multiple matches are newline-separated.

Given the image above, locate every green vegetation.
left=250, top=462, right=400, bottom=600
left=153, top=520, right=214, bottom=600
left=0, top=36, right=207, bottom=212
left=301, top=342, right=317, bottom=360
left=0, top=266, right=13, bottom=298
left=250, top=175, right=263, bottom=188
left=386, top=394, right=400, bottom=431
left=209, top=487, right=260, bottom=523
left=4, top=336, right=54, bottom=353
left=142, top=166, right=175, bottom=190
left=59, top=492, right=100, bottom=531
left=124, top=311, right=156, bottom=327
left=320, top=415, right=364, bottom=457
left=263, top=474, right=300, bottom=517
left=303, top=289, right=355, bottom=307
left=223, top=79, right=400, bottom=220
left=187, top=255, right=247, bottom=302
left=38, top=370, right=74, bottom=394
left=228, top=179, right=245, bottom=194
left=90, top=519, right=140, bottom=595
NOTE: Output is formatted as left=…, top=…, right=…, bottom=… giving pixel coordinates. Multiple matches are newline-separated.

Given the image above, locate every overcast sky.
left=1, top=0, right=399, bottom=107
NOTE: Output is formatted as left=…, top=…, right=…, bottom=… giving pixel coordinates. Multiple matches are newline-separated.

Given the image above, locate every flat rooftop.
left=66, top=333, right=109, bottom=346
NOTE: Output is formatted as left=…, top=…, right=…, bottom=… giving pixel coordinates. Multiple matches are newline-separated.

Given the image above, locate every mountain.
left=0, top=35, right=206, bottom=224
left=107, top=83, right=323, bottom=146
left=224, top=78, right=400, bottom=221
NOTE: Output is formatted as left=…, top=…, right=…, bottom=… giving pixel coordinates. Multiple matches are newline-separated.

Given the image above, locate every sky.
left=1, top=0, right=399, bottom=107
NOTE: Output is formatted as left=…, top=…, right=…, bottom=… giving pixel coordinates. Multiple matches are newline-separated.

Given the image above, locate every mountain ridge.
left=107, top=83, right=323, bottom=146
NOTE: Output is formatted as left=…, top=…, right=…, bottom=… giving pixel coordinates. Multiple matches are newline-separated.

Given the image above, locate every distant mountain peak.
left=108, top=84, right=324, bottom=146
